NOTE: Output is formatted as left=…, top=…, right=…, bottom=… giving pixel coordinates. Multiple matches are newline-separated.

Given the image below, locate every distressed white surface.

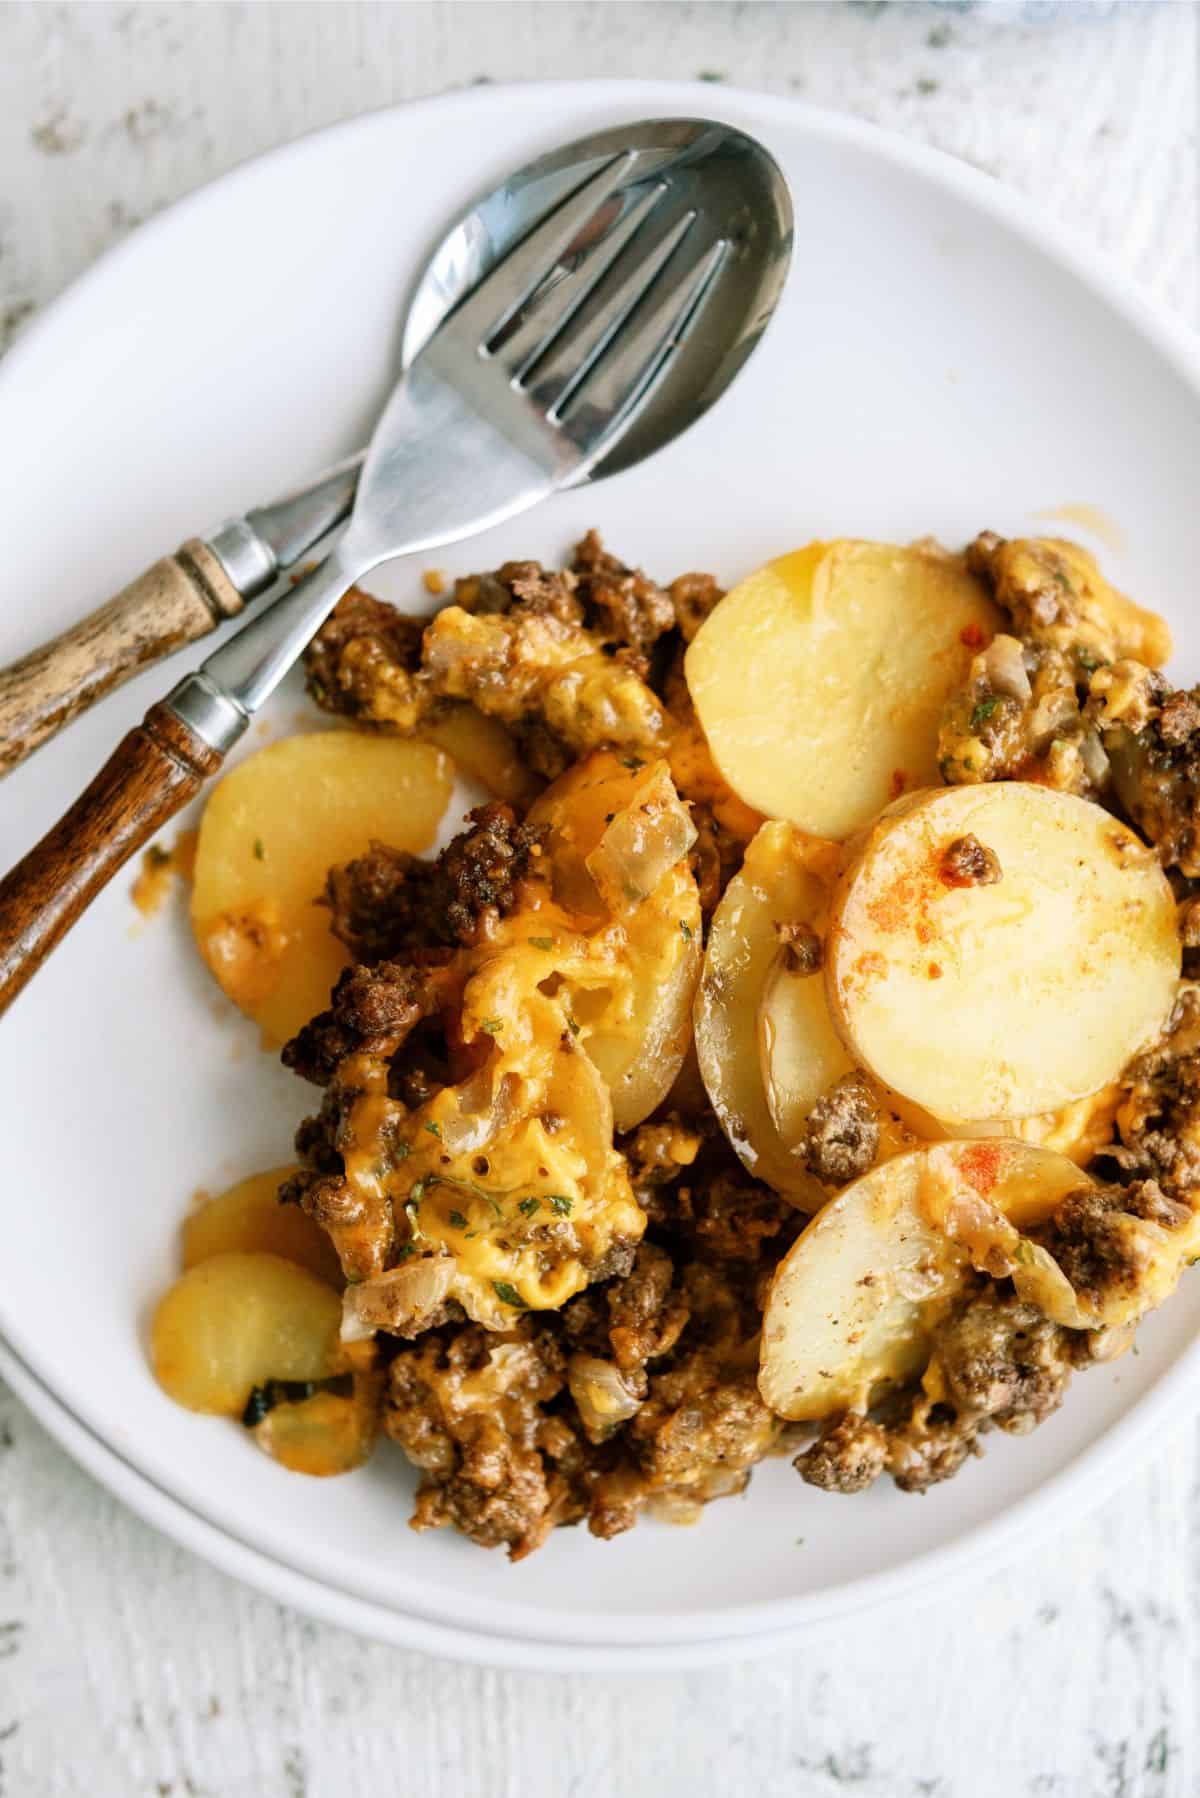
left=0, top=3, right=1198, bottom=1794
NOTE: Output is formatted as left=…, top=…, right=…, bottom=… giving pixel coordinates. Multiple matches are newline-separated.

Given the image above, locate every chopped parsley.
left=447, top=1209, right=468, bottom=1230
left=252, top=838, right=265, bottom=861
left=492, top=1280, right=527, bottom=1309
left=423, top=1172, right=504, bottom=1217
left=479, top=1017, right=502, bottom=1036
left=518, top=1196, right=542, bottom=1217
left=528, top=936, right=554, bottom=951
left=565, top=1013, right=581, bottom=1038
left=548, top=1194, right=574, bottom=1217
left=393, top=1141, right=410, bottom=1161
left=394, top=1243, right=416, bottom=1263
left=679, top=919, right=693, bottom=942
left=425, top=1120, right=442, bottom=1139
left=619, top=755, right=645, bottom=771
left=969, top=696, right=1002, bottom=732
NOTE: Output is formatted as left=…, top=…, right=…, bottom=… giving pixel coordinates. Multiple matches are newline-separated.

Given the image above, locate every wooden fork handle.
left=0, top=702, right=224, bottom=1016
left=0, top=539, right=243, bottom=775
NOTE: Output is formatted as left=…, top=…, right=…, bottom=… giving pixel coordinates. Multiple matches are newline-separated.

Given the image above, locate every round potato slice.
left=151, top=1251, right=343, bottom=1415
left=686, top=540, right=1001, bottom=838
left=182, top=1167, right=343, bottom=1287
left=696, top=821, right=843, bottom=1204
left=827, top=783, right=1179, bottom=1123
left=758, top=1139, right=1090, bottom=1421
left=191, top=731, right=452, bottom=1047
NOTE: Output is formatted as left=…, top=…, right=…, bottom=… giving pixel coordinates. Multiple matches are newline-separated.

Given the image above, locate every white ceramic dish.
left=2, top=80, right=1200, bottom=1672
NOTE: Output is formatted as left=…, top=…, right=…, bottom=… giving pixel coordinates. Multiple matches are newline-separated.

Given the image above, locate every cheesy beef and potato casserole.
left=151, top=528, right=1200, bottom=1558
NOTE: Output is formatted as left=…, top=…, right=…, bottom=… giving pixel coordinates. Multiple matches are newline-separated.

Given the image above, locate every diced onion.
left=567, top=1354, right=643, bottom=1441
left=341, top=1256, right=455, bottom=1341
left=585, top=761, right=697, bottom=914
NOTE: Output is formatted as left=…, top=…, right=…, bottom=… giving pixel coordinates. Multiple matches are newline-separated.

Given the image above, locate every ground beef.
left=304, top=587, right=425, bottom=722
left=323, top=803, right=546, bottom=961
left=1105, top=988, right=1200, bottom=1199
left=1034, top=1178, right=1192, bottom=1315
left=796, top=1285, right=1078, bottom=1498
left=939, top=833, right=1002, bottom=888
left=385, top=1323, right=588, bottom=1560
left=801, top=1074, right=880, bottom=1186
left=282, top=959, right=443, bottom=1086
left=796, top=1414, right=889, bottom=1493
left=777, top=919, right=824, bottom=974
left=457, top=559, right=585, bottom=627
left=669, top=570, right=724, bottom=643
left=571, top=529, right=676, bottom=655
left=604, top=1242, right=690, bottom=1372
left=1102, top=693, right=1200, bottom=876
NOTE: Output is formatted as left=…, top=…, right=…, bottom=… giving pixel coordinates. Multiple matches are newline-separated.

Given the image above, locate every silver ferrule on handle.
left=205, top=454, right=365, bottom=604
left=196, top=540, right=366, bottom=724
left=162, top=670, right=250, bottom=756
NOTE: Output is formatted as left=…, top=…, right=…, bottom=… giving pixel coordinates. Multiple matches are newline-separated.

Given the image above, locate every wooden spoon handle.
left=0, top=539, right=243, bottom=775
left=0, top=702, right=224, bottom=1016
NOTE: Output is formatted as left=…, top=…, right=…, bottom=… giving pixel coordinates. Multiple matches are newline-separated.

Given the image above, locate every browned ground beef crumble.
left=267, top=533, right=1200, bottom=1550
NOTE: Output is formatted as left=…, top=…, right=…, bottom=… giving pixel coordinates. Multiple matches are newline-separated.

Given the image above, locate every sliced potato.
left=418, top=702, right=541, bottom=806
left=828, top=783, right=1179, bottom=1122
left=253, top=1367, right=383, bottom=1476
left=182, top=1167, right=343, bottom=1287
left=695, top=821, right=842, bottom=1204
left=758, top=1140, right=1090, bottom=1421
left=151, top=1251, right=342, bottom=1415
left=526, top=751, right=702, bottom=1129
left=190, top=732, right=452, bottom=1047
left=686, top=541, right=1001, bottom=838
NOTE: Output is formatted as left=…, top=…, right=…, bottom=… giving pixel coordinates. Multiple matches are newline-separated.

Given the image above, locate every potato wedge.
left=190, top=732, right=452, bottom=1047
left=758, top=1140, right=1090, bottom=1421
left=151, top=1251, right=342, bottom=1415
left=686, top=541, right=1001, bottom=838
left=828, top=783, right=1179, bottom=1122
left=182, top=1168, right=343, bottom=1288
left=696, top=821, right=842, bottom=1204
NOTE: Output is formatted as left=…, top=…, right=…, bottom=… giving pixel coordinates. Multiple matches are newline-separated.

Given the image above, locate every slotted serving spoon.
left=0, top=118, right=790, bottom=774
left=0, top=119, right=791, bottom=1015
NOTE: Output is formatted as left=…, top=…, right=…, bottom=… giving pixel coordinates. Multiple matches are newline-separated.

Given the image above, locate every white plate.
left=3, top=80, right=1200, bottom=1670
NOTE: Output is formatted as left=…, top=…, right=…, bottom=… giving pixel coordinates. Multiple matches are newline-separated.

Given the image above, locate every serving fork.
left=0, top=123, right=790, bottom=1014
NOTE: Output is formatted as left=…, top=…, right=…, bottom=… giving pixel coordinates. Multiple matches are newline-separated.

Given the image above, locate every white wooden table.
left=1, top=5, right=1197, bottom=1794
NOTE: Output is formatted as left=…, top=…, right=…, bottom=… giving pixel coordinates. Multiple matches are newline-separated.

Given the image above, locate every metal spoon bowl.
left=401, top=117, right=793, bottom=482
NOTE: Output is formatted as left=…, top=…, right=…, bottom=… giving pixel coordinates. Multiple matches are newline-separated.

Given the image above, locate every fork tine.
left=522, top=210, right=698, bottom=416
left=447, top=150, right=638, bottom=347
left=489, top=180, right=670, bottom=378
left=555, top=236, right=729, bottom=434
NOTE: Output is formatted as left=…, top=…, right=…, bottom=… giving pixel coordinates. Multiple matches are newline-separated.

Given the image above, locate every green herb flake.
left=394, top=1141, right=410, bottom=1161
left=619, top=756, right=645, bottom=771
left=425, top=1120, right=442, bottom=1140
left=528, top=936, right=554, bottom=951
left=518, top=1197, right=541, bottom=1217
left=479, top=1017, right=502, bottom=1036
left=492, top=1280, right=527, bottom=1310
left=252, top=838, right=265, bottom=861
left=548, top=1194, right=574, bottom=1217
left=969, top=696, right=1001, bottom=732
left=394, top=1243, right=416, bottom=1263
left=448, top=1209, right=468, bottom=1230
left=1014, top=1239, right=1036, bottom=1266
left=565, top=1013, right=581, bottom=1038
left=679, top=919, right=693, bottom=942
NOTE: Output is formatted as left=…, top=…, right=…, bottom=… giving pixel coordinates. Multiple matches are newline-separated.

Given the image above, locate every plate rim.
left=4, top=74, right=1200, bottom=1662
